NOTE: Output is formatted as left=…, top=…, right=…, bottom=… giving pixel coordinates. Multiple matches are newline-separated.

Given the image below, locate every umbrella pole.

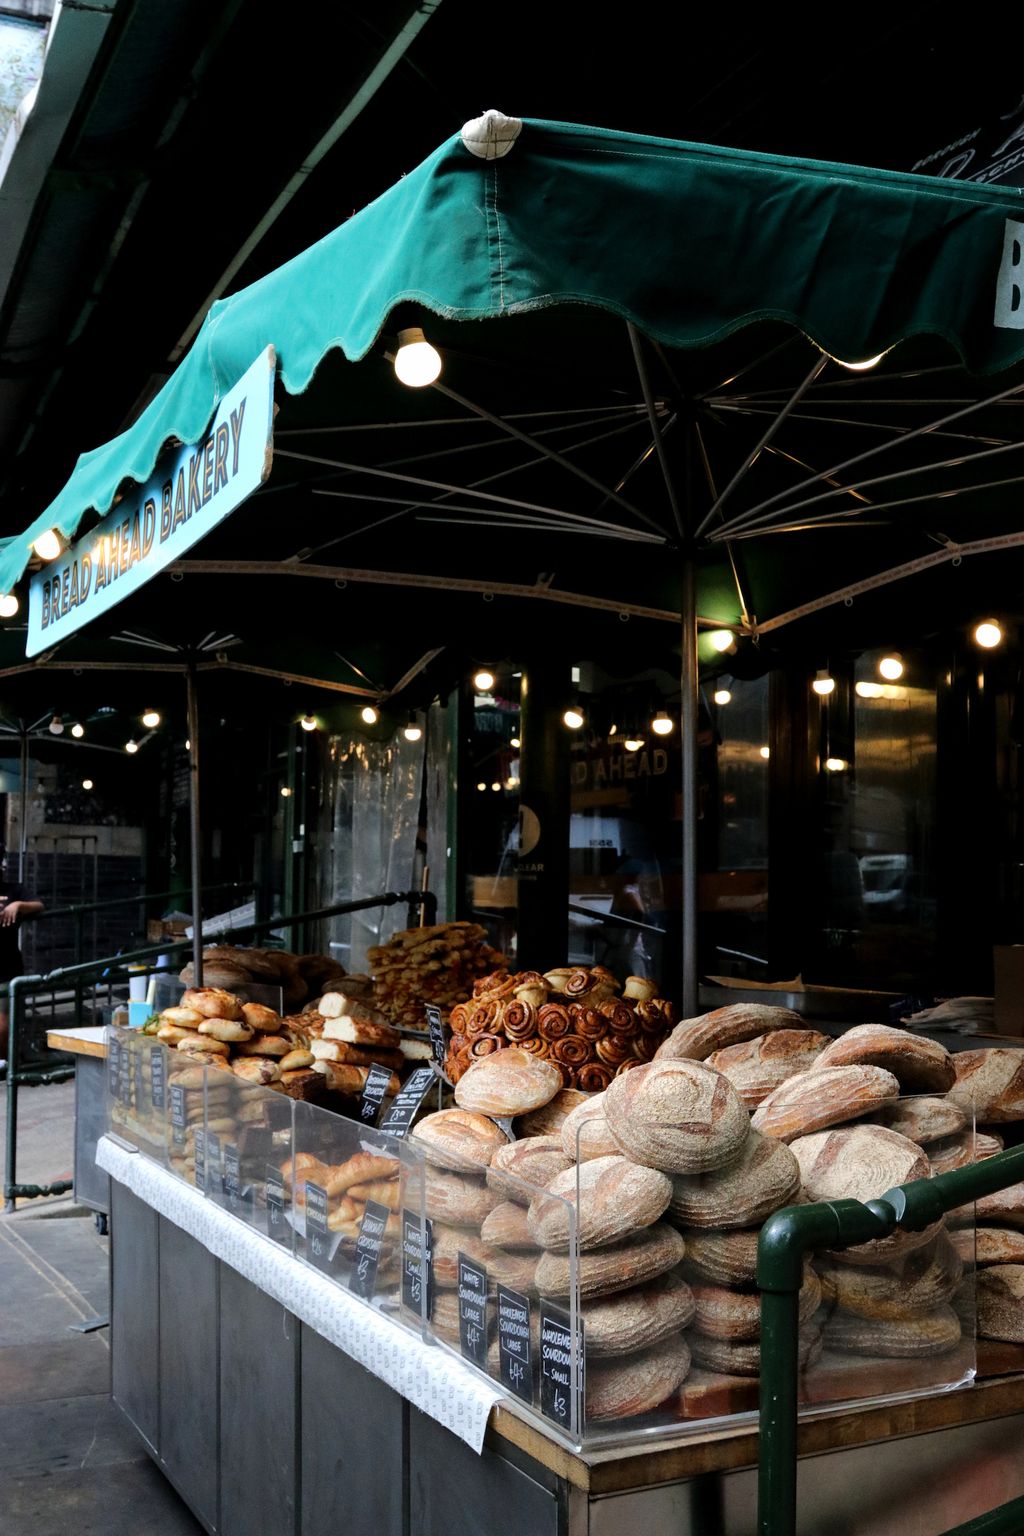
left=18, top=724, right=28, bottom=882
left=680, top=547, right=699, bottom=1017
left=186, top=662, right=203, bottom=987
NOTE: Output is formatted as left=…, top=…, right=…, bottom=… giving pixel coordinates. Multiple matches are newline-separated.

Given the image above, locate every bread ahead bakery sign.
left=27, top=347, right=275, bottom=656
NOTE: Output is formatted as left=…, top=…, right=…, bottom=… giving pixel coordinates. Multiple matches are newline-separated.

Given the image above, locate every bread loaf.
left=679, top=1229, right=760, bottom=1287
left=479, top=1202, right=540, bottom=1250
left=232, top=1057, right=281, bottom=1085
left=824, top=1304, right=961, bottom=1357
left=810, top=1024, right=954, bottom=1093
left=560, top=1092, right=620, bottom=1162
left=535, top=1222, right=685, bottom=1299
left=817, top=1236, right=962, bottom=1321
left=585, top=1336, right=692, bottom=1421
left=239, top=1036, right=292, bottom=1058
left=454, top=1048, right=563, bottom=1116
left=516, top=1088, right=589, bottom=1138
left=423, top=1166, right=502, bottom=1227
left=432, top=1225, right=537, bottom=1293
left=947, top=1049, right=1024, bottom=1122
left=976, top=1264, right=1024, bottom=1341
left=969, top=1181, right=1024, bottom=1230
left=667, top=1129, right=800, bottom=1230
left=409, top=1109, right=508, bottom=1172
left=686, top=1325, right=821, bottom=1378
left=751, top=1064, right=900, bottom=1142
left=707, top=1030, right=830, bottom=1107
left=791, top=1124, right=939, bottom=1265
left=655, top=1003, right=804, bottom=1062
left=691, top=1270, right=821, bottom=1341
left=181, top=987, right=243, bottom=1021
left=928, top=1131, right=989, bottom=1175
left=487, top=1138, right=573, bottom=1203
left=241, top=1003, right=284, bottom=1034
left=582, top=1273, right=696, bottom=1358
left=867, top=1097, right=966, bottom=1146
left=604, top=1060, right=749, bottom=1175
left=322, top=1014, right=402, bottom=1050
left=197, top=1017, right=254, bottom=1043
left=309, top=1038, right=404, bottom=1071
left=527, top=1154, right=672, bottom=1252
left=951, top=1226, right=1024, bottom=1267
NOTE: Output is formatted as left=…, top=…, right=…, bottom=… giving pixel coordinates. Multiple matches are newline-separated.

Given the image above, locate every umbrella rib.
left=716, top=469, right=1024, bottom=537
left=379, top=407, right=647, bottom=473
left=714, top=402, right=1010, bottom=448
left=380, top=649, right=446, bottom=702
left=276, top=404, right=648, bottom=437
left=697, top=332, right=807, bottom=398
left=417, top=514, right=663, bottom=542
left=310, top=486, right=666, bottom=542
left=333, top=650, right=384, bottom=693
left=193, top=658, right=378, bottom=698
left=717, top=363, right=965, bottom=400
left=693, top=419, right=751, bottom=627
left=695, top=354, right=829, bottom=537
left=627, top=323, right=684, bottom=540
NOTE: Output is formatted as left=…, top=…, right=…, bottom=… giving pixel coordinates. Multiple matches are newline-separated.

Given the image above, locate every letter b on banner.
left=995, top=218, right=1024, bottom=328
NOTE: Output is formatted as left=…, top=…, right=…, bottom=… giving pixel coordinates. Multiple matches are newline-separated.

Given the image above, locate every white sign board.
left=27, top=346, right=275, bottom=656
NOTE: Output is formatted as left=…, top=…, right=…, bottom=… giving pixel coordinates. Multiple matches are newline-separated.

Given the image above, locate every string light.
left=833, top=353, right=884, bottom=372
left=473, top=668, right=495, bottom=692
left=855, top=681, right=883, bottom=699
left=32, top=529, right=61, bottom=561
left=759, top=746, right=771, bottom=760
left=299, top=714, right=317, bottom=732
left=713, top=688, right=732, bottom=706
left=48, top=715, right=64, bottom=735
left=651, top=711, right=674, bottom=735
left=141, top=708, right=161, bottom=729
left=185, top=738, right=191, bottom=751
left=280, top=785, right=292, bottom=797
left=825, top=757, right=848, bottom=772
left=878, top=654, right=904, bottom=681
left=490, top=781, right=501, bottom=792
left=510, top=736, right=520, bottom=749
left=812, top=670, right=835, bottom=696
left=476, top=782, right=487, bottom=792
left=125, top=739, right=139, bottom=755
left=974, top=620, right=1004, bottom=650
left=0, top=594, right=18, bottom=618
left=82, top=779, right=93, bottom=791
left=563, top=705, right=585, bottom=730
left=360, top=704, right=379, bottom=725
left=403, top=713, right=423, bottom=742
left=624, top=736, right=645, bottom=752
left=71, top=723, right=84, bottom=739
left=393, top=327, right=442, bottom=388
left=708, top=630, right=735, bottom=653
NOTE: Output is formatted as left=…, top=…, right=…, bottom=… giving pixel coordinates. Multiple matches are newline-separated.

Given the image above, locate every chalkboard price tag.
left=134, top=1050, right=146, bottom=1115
left=425, top=1004, right=448, bottom=1072
left=266, top=1164, right=286, bottom=1244
left=224, top=1142, right=249, bottom=1218
left=457, top=1253, right=488, bottom=1366
left=150, top=1046, right=166, bottom=1111
left=120, top=1043, right=133, bottom=1107
left=169, top=1083, right=187, bottom=1152
left=378, top=1066, right=435, bottom=1139
left=539, top=1301, right=584, bottom=1433
left=205, top=1132, right=223, bottom=1202
left=107, top=1035, right=120, bottom=1098
left=359, top=1063, right=393, bottom=1125
left=349, top=1198, right=391, bottom=1300
left=401, top=1208, right=434, bottom=1317
left=194, top=1129, right=207, bottom=1192
left=497, top=1285, right=533, bottom=1404
left=305, top=1181, right=331, bottom=1271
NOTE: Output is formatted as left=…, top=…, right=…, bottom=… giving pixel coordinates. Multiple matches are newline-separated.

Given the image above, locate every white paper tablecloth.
left=98, top=1135, right=501, bottom=1451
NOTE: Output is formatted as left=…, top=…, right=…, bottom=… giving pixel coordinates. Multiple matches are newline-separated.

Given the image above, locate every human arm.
left=0, top=899, right=43, bottom=926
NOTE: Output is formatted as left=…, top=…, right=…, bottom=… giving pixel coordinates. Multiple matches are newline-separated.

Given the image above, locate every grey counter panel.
left=109, top=1181, right=159, bottom=1452
left=158, top=1216, right=219, bottom=1531
left=409, top=1406, right=562, bottom=1536
left=74, top=1055, right=110, bottom=1214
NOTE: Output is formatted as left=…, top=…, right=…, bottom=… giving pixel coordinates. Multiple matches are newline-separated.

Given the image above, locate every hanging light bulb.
left=855, top=681, right=883, bottom=699
left=299, top=714, right=317, bottom=732
left=185, top=738, right=192, bottom=752
left=82, top=778, right=94, bottom=791
left=473, top=668, right=496, bottom=692
left=563, top=704, right=585, bottom=730
left=71, top=723, right=85, bottom=739
left=759, top=746, right=771, bottom=760
left=141, top=708, right=161, bottom=729
left=48, top=714, right=64, bottom=735
left=0, top=594, right=18, bottom=618
left=708, top=630, right=735, bottom=653
left=812, top=669, right=835, bottom=696
left=280, top=785, right=293, bottom=797
left=491, top=781, right=501, bottom=792
left=510, top=735, right=521, bottom=749
left=476, top=781, right=487, bottom=792
left=623, top=735, right=645, bottom=752
left=393, top=327, right=442, bottom=388
left=713, top=688, right=732, bottom=706
left=825, top=757, right=849, bottom=773
left=651, top=710, right=674, bottom=736
left=125, top=739, right=139, bottom=755
left=360, top=704, right=380, bottom=725
left=32, top=529, right=62, bottom=562
left=973, top=620, right=1004, bottom=650
left=878, top=654, right=904, bottom=681
left=403, top=713, right=423, bottom=742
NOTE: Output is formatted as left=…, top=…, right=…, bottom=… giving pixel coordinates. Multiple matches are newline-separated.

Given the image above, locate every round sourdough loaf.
left=686, top=1324, right=821, bottom=1378
left=867, top=1097, right=966, bottom=1146
left=604, top=1060, right=750, bottom=1174
left=690, top=1270, right=821, bottom=1342
left=410, top=1109, right=509, bottom=1172
left=977, top=1264, right=1024, bottom=1341
left=973, top=1181, right=1024, bottom=1229
left=654, top=1003, right=804, bottom=1062
left=560, top=1092, right=620, bottom=1162
left=535, top=1222, right=685, bottom=1299
left=479, top=1201, right=541, bottom=1250
left=927, top=1132, right=976, bottom=1176
left=527, top=1154, right=672, bottom=1252
left=582, top=1272, right=696, bottom=1358
left=790, top=1124, right=939, bottom=1264
left=432, top=1225, right=538, bottom=1293
left=824, top=1303, right=961, bottom=1357
left=751, top=1064, right=899, bottom=1142
left=679, top=1229, right=760, bottom=1287
left=584, top=1336, right=692, bottom=1421
left=707, top=1030, right=831, bottom=1107
left=951, top=1226, right=1024, bottom=1267
left=423, top=1165, right=503, bottom=1227
left=487, top=1137, right=573, bottom=1204
left=817, top=1235, right=962, bottom=1321
left=947, top=1049, right=1024, bottom=1122
left=810, top=1024, right=954, bottom=1093
left=454, top=1048, right=563, bottom=1116
left=516, top=1088, right=589, bottom=1137
left=667, top=1129, right=801, bottom=1229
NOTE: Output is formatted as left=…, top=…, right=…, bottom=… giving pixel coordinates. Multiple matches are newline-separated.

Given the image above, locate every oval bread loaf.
left=423, top=1166, right=503, bottom=1228
left=810, top=1024, right=955, bottom=1093
left=527, top=1154, right=672, bottom=1252
left=584, top=1336, right=692, bottom=1421
left=976, top=1264, right=1024, bottom=1342
left=655, top=1003, right=804, bottom=1062
left=431, top=1226, right=538, bottom=1293
left=410, top=1109, right=509, bottom=1172
left=751, top=1064, right=900, bottom=1142
left=668, top=1129, right=801, bottom=1230
left=867, top=1097, right=966, bottom=1146
left=950, top=1226, right=1024, bottom=1267
left=479, top=1202, right=541, bottom=1250
left=604, top=1060, right=750, bottom=1175
left=791, top=1124, right=939, bottom=1265
left=581, top=1273, right=696, bottom=1358
left=707, top=1029, right=830, bottom=1107
left=535, top=1222, right=685, bottom=1299
left=686, top=1325, right=821, bottom=1378
left=560, top=1092, right=620, bottom=1162
left=824, top=1304, right=961, bottom=1357
left=691, top=1270, right=820, bottom=1341
left=454, top=1048, right=563, bottom=1116
left=487, top=1137, right=574, bottom=1203
left=516, top=1088, right=589, bottom=1137
left=817, top=1236, right=962, bottom=1321
left=679, top=1229, right=760, bottom=1287
left=946, top=1049, right=1024, bottom=1122
left=181, top=987, right=243, bottom=1021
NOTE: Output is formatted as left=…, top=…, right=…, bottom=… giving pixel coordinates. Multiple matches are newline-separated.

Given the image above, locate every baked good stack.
left=282, top=1148, right=404, bottom=1285
left=179, top=944, right=351, bottom=1012
left=368, top=922, right=507, bottom=1030
left=445, top=965, right=677, bottom=1090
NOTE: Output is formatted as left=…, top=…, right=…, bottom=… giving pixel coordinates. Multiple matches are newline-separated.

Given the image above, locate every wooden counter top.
left=46, top=1025, right=107, bottom=1059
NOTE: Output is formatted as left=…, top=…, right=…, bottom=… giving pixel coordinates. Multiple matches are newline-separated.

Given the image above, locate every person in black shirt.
left=0, top=869, right=44, bottom=1071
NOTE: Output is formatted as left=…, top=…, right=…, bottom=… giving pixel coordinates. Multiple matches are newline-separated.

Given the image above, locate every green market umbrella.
left=7, top=111, right=1024, bottom=1005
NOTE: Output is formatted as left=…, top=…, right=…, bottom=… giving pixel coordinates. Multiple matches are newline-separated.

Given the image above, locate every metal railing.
left=26, top=879, right=253, bottom=970
left=3, top=885, right=436, bottom=1210
left=757, top=1143, right=1024, bottom=1536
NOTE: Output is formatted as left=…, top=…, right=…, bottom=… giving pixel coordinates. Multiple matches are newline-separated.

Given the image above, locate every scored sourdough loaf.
left=654, top=1003, right=804, bottom=1062
left=950, top=1226, right=1024, bottom=1267
left=950, top=1181, right=1024, bottom=1230
left=526, top=1154, right=672, bottom=1252
left=422, top=1166, right=503, bottom=1227
left=516, top=1088, right=589, bottom=1138
left=454, top=1048, right=563, bottom=1117
left=603, top=1060, right=750, bottom=1175
left=928, top=1129, right=1002, bottom=1176
left=431, top=1226, right=538, bottom=1293
left=584, top=1336, right=692, bottom=1422
left=686, top=1324, right=822, bottom=1378
left=679, top=1229, right=761, bottom=1287
left=790, top=1124, right=940, bottom=1265
left=809, top=1024, right=955, bottom=1093
left=824, top=1304, right=962, bottom=1358
left=817, top=1234, right=962, bottom=1321
left=479, top=1202, right=541, bottom=1250
left=690, top=1269, right=821, bottom=1341
left=751, top=1064, right=900, bottom=1142
left=560, top=1092, right=620, bottom=1162
left=487, top=1138, right=574, bottom=1203
left=409, top=1109, right=509, bottom=1172
left=976, top=1264, right=1024, bottom=1342
left=667, top=1129, right=801, bottom=1230
left=535, top=1222, right=685, bottom=1299
left=707, top=1029, right=831, bottom=1108
left=866, top=1097, right=967, bottom=1146
left=947, top=1049, right=1024, bottom=1122
left=581, top=1273, right=696, bottom=1358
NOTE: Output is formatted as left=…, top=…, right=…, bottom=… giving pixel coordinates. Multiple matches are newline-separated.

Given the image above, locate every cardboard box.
left=993, top=946, right=1024, bottom=1036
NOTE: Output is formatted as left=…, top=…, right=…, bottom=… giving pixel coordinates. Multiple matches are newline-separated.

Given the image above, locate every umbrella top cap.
left=460, top=109, right=523, bottom=159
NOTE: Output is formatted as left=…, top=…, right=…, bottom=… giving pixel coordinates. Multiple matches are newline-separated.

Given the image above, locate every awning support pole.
left=186, top=661, right=203, bottom=987
left=680, top=545, right=699, bottom=1018
left=18, top=724, right=28, bottom=882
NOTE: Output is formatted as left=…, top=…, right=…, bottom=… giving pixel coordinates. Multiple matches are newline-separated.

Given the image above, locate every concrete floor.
left=0, top=1082, right=203, bottom=1533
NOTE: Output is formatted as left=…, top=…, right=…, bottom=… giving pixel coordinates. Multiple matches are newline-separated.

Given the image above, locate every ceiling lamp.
left=510, top=735, right=520, bottom=749
left=651, top=710, right=674, bottom=736
left=878, top=654, right=904, bottom=681
left=394, top=327, right=442, bottom=388
left=812, top=669, right=835, bottom=696
left=299, top=714, right=317, bottom=732
left=708, top=630, right=735, bottom=653
left=473, top=668, right=496, bottom=692
left=403, top=713, right=423, bottom=742
left=125, top=739, right=139, bottom=755
left=360, top=704, right=380, bottom=725
left=562, top=704, right=585, bottom=730
left=71, top=723, right=85, bottom=739
left=141, top=708, right=161, bottom=729
left=973, top=620, right=1004, bottom=650
left=0, top=594, right=18, bottom=618
left=32, top=529, right=62, bottom=561
left=490, top=781, right=501, bottom=792
left=713, top=688, right=731, bottom=706
left=48, top=715, right=64, bottom=735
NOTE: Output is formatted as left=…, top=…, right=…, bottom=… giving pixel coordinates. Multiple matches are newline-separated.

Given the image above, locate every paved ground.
left=0, top=1078, right=76, bottom=1206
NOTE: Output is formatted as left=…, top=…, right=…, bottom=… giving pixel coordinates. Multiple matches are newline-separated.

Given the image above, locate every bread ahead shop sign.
left=27, top=347, right=276, bottom=656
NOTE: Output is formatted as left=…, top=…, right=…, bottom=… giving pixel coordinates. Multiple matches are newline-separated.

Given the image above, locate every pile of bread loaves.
left=368, top=922, right=507, bottom=1030
left=178, top=946, right=350, bottom=1013
left=444, top=965, right=677, bottom=1092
